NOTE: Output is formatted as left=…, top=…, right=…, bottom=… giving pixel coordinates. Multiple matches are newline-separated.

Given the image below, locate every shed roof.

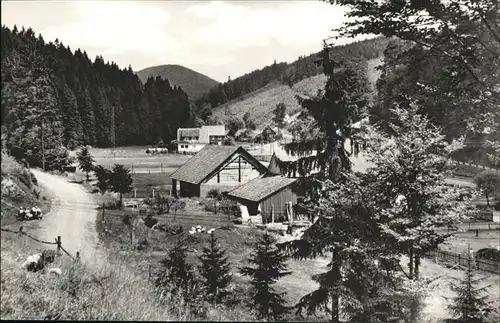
left=170, top=145, right=267, bottom=184
left=227, top=176, right=298, bottom=203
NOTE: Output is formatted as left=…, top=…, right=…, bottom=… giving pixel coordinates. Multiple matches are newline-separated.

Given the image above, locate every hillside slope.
left=0, top=153, right=49, bottom=225
left=212, top=57, right=383, bottom=129
left=136, top=64, right=220, bottom=100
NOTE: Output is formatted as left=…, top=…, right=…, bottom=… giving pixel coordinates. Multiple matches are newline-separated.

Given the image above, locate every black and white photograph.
left=1, top=0, right=499, bottom=321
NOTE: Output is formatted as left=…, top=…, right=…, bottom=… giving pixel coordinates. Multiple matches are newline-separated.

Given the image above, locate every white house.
left=177, top=125, right=226, bottom=153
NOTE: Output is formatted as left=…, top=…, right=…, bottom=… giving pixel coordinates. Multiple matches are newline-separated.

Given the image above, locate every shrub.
left=206, top=189, right=223, bottom=200
left=476, top=248, right=500, bottom=262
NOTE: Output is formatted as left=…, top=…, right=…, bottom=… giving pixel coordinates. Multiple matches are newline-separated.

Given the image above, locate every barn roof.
left=170, top=145, right=267, bottom=184
left=227, top=176, right=298, bottom=203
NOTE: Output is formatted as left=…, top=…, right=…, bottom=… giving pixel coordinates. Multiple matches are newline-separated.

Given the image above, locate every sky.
left=1, top=0, right=368, bottom=82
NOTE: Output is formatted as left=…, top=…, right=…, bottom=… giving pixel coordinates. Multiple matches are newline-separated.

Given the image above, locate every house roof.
left=179, top=128, right=200, bottom=137
left=170, top=145, right=268, bottom=184
left=227, top=176, right=298, bottom=203
left=201, top=125, right=226, bottom=136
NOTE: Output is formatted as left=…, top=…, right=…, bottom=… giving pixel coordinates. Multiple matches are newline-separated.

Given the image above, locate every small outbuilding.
left=226, top=175, right=299, bottom=224
left=170, top=145, right=268, bottom=198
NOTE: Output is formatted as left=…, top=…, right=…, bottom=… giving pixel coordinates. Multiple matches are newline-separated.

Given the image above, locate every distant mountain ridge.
left=136, top=64, right=220, bottom=101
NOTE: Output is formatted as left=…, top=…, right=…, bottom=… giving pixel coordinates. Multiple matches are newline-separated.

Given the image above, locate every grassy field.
left=97, top=209, right=332, bottom=320
left=441, top=230, right=500, bottom=254
left=96, top=206, right=500, bottom=322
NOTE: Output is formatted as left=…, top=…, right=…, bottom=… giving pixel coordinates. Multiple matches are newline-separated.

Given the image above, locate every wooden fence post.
left=134, top=188, right=137, bottom=199
left=56, top=236, right=62, bottom=254
left=102, top=203, right=105, bottom=221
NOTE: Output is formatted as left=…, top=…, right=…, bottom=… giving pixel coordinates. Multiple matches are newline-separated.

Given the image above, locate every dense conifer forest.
left=1, top=25, right=193, bottom=165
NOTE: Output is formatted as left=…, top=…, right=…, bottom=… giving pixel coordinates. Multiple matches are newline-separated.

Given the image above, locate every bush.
left=476, top=248, right=500, bottom=262
left=104, top=200, right=121, bottom=210
left=144, top=216, right=159, bottom=228
left=204, top=199, right=241, bottom=217
left=206, top=189, right=223, bottom=201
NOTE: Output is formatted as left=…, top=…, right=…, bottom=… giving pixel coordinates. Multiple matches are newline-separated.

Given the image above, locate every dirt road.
left=31, top=169, right=107, bottom=265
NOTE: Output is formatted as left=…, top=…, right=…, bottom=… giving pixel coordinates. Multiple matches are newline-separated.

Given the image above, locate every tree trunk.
left=330, top=250, right=341, bottom=323
left=86, top=171, right=89, bottom=181
left=331, top=291, right=339, bottom=323
left=485, top=192, right=490, bottom=206
left=415, top=254, right=420, bottom=280
left=120, top=193, right=123, bottom=207
left=409, top=246, right=414, bottom=280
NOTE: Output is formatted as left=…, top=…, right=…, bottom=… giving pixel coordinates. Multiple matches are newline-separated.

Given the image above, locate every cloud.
left=1, top=0, right=367, bottom=82
left=40, top=1, right=176, bottom=54
left=186, top=1, right=348, bottom=51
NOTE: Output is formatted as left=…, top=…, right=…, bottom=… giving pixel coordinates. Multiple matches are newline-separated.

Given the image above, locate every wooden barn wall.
left=179, top=181, right=200, bottom=198
left=205, top=153, right=262, bottom=185
left=260, top=187, right=297, bottom=223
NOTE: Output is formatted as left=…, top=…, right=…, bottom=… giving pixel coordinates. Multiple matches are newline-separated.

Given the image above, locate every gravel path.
left=31, top=169, right=107, bottom=266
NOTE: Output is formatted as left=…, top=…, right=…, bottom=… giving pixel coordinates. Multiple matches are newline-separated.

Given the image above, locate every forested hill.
left=194, top=36, right=391, bottom=120
left=136, top=64, right=220, bottom=101
left=1, top=25, right=195, bottom=168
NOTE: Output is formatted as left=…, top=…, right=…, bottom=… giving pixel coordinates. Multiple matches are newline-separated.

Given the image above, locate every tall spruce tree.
left=198, top=232, right=232, bottom=304
left=240, top=233, right=291, bottom=321
left=275, top=42, right=370, bottom=184
left=275, top=42, right=373, bottom=322
left=76, top=145, right=95, bottom=181
left=447, top=252, right=493, bottom=323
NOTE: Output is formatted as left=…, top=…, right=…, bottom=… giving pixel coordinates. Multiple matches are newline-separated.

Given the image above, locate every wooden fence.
left=462, top=221, right=500, bottom=231
left=449, top=159, right=500, bottom=179
left=470, top=210, right=495, bottom=222
left=426, top=249, right=499, bottom=274
left=1, top=226, right=79, bottom=261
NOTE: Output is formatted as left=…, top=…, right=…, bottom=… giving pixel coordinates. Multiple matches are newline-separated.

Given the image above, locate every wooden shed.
left=170, top=145, right=268, bottom=198
left=226, top=176, right=299, bottom=224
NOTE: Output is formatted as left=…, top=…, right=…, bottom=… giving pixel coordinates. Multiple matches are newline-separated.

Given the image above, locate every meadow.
left=97, top=205, right=500, bottom=323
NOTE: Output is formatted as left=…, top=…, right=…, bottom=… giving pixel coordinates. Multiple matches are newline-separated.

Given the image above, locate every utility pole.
left=41, top=116, right=45, bottom=171
left=110, top=105, right=115, bottom=148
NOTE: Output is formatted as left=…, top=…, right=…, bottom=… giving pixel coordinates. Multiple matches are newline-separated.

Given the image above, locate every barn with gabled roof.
left=170, top=145, right=268, bottom=198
